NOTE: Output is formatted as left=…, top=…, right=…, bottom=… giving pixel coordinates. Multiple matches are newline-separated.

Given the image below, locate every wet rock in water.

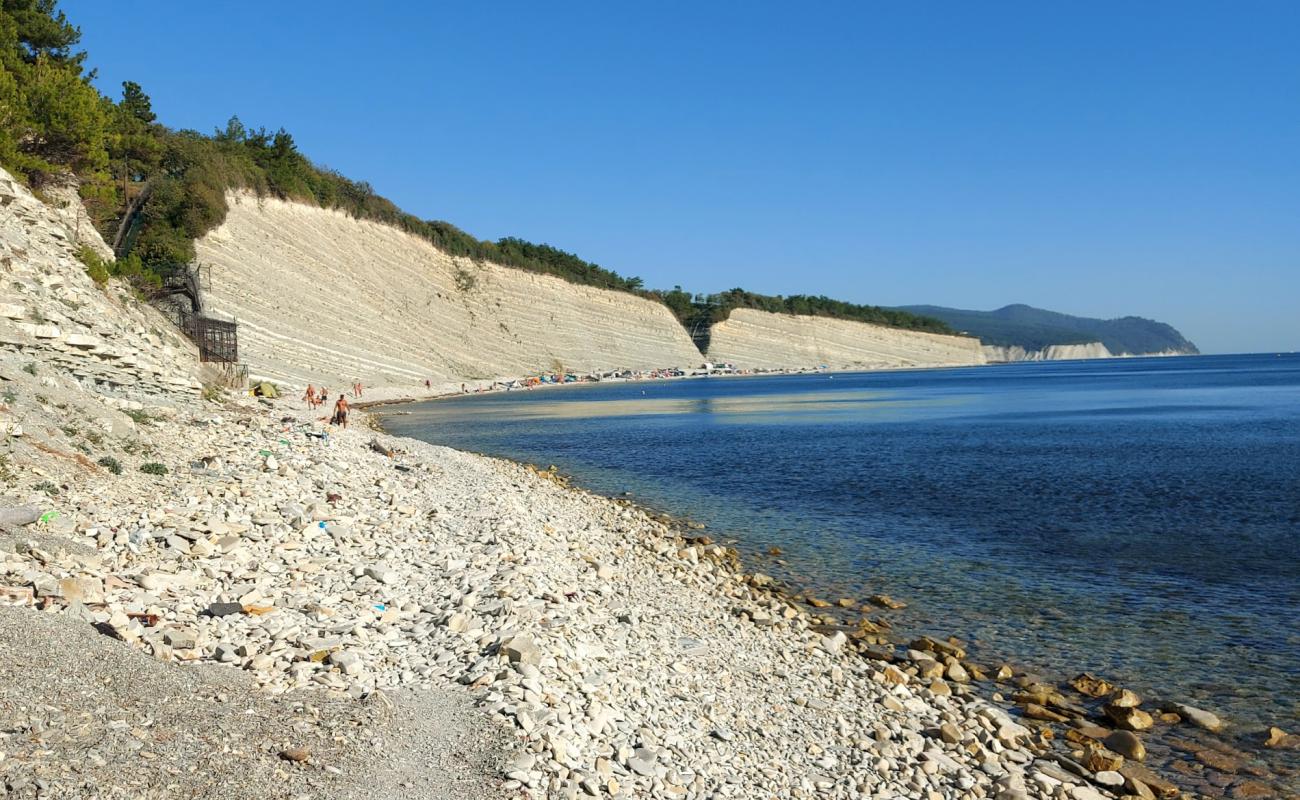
left=1164, top=702, right=1224, bottom=733
left=1103, top=729, right=1146, bottom=761
left=1264, top=726, right=1298, bottom=748
left=805, top=597, right=831, bottom=609
left=1229, top=780, right=1277, bottom=799
left=1119, top=763, right=1180, bottom=799
left=1125, top=776, right=1158, bottom=800
left=1105, top=704, right=1154, bottom=731
left=994, top=664, right=1014, bottom=681
left=910, top=636, right=965, bottom=659
left=868, top=594, right=906, bottom=610
left=1023, top=703, right=1068, bottom=723
left=1069, top=673, right=1115, bottom=698
left=1107, top=688, right=1142, bottom=708
left=1195, top=749, right=1240, bottom=773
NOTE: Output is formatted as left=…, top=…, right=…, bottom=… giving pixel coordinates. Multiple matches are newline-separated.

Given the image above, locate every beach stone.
left=1108, top=688, right=1142, bottom=708
left=501, top=635, right=542, bottom=666
left=868, top=594, right=906, bottom=610
left=328, top=650, right=363, bottom=676
left=1069, top=673, right=1114, bottom=698
left=915, top=658, right=944, bottom=679
left=1103, top=730, right=1146, bottom=761
left=821, top=630, right=847, bottom=655
left=363, top=563, right=398, bottom=584
left=1166, top=702, right=1224, bottom=732
left=944, top=660, right=970, bottom=683
left=1094, top=770, right=1124, bottom=789
left=206, top=602, right=243, bottom=617
left=1230, top=780, right=1277, bottom=799
left=626, top=748, right=657, bottom=776
left=1105, top=705, right=1154, bottom=731
left=1264, top=726, right=1298, bottom=748
left=1119, top=763, right=1179, bottom=798
left=1195, top=749, right=1239, bottom=773
left=56, top=577, right=103, bottom=604
left=279, top=747, right=310, bottom=763
left=939, top=723, right=962, bottom=745
left=1083, top=744, right=1124, bottom=772
left=1024, top=703, right=1068, bottom=723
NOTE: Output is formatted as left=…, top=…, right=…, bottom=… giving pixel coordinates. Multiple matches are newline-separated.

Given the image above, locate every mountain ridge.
left=897, top=304, right=1199, bottom=355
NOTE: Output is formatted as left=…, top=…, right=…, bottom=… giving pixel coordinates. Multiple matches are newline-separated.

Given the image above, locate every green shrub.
left=97, top=455, right=121, bottom=474
left=76, top=245, right=111, bottom=285
left=34, top=480, right=60, bottom=496
left=124, top=408, right=152, bottom=424
left=140, top=462, right=167, bottom=475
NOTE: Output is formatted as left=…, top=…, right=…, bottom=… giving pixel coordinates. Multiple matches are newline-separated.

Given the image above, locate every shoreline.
left=0, top=382, right=1197, bottom=800
left=3, top=366, right=1293, bottom=798
left=372, top=373, right=1300, bottom=798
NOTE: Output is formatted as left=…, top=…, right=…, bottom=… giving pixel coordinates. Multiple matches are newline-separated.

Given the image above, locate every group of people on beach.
left=302, top=383, right=351, bottom=428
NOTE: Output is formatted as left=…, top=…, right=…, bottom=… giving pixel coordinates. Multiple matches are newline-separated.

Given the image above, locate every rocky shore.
left=3, top=366, right=1294, bottom=799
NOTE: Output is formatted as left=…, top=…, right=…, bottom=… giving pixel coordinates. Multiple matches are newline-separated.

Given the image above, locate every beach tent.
left=251, top=381, right=278, bottom=398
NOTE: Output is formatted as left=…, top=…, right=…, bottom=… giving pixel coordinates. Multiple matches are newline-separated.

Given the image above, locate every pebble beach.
left=5, top=372, right=1295, bottom=799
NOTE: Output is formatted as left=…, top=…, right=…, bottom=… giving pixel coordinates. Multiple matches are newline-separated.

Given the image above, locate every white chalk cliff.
left=195, top=195, right=704, bottom=388
left=981, top=342, right=1114, bottom=362
left=0, top=167, right=201, bottom=400
left=705, top=309, right=985, bottom=370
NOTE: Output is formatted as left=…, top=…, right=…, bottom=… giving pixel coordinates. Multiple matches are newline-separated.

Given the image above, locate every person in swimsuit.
left=333, top=394, right=350, bottom=428
left=304, top=384, right=316, bottom=409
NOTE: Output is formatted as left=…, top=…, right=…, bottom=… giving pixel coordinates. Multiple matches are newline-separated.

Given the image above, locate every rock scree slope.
left=705, top=308, right=986, bottom=370
left=195, top=195, right=704, bottom=388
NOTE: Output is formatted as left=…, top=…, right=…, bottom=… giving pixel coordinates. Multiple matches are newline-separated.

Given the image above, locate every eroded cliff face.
left=195, top=195, right=704, bottom=388
left=704, top=308, right=985, bottom=370
left=0, top=167, right=201, bottom=401
left=981, top=342, right=1114, bottom=362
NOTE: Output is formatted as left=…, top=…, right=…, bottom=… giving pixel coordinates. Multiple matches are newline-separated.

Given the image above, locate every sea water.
left=382, top=354, right=1300, bottom=737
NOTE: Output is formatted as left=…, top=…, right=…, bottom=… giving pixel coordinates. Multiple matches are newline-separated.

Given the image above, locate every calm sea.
left=382, top=354, right=1300, bottom=735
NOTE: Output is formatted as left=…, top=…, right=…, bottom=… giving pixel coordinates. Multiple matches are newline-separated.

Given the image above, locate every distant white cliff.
left=982, top=342, right=1114, bottom=362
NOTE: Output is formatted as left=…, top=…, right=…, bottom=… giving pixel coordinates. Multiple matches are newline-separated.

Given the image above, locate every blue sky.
left=66, top=1, right=1299, bottom=353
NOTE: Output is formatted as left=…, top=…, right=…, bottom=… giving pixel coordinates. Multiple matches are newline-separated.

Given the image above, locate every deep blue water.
left=383, top=354, right=1300, bottom=731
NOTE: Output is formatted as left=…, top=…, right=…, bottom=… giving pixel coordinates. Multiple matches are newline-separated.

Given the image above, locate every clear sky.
left=65, top=1, right=1299, bottom=354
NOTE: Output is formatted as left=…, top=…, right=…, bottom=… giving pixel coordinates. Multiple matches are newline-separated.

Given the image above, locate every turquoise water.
left=382, top=354, right=1300, bottom=740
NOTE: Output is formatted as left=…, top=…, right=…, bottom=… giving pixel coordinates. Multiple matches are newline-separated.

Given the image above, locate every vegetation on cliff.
left=0, top=0, right=952, bottom=338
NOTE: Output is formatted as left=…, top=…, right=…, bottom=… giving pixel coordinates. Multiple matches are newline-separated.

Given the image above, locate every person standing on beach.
left=333, top=394, right=350, bottom=428
left=303, top=384, right=316, bottom=409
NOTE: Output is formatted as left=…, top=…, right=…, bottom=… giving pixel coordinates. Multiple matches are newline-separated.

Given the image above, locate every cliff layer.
left=195, top=195, right=704, bottom=388
left=705, top=309, right=985, bottom=370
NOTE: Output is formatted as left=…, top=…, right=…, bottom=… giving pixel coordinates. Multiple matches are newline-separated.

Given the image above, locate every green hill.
left=898, top=304, right=1199, bottom=355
